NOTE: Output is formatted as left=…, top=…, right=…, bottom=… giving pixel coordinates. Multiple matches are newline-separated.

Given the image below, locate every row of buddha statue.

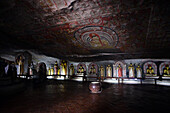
left=48, top=60, right=67, bottom=75
left=48, top=63, right=170, bottom=78
left=75, top=63, right=170, bottom=77
left=30, top=61, right=170, bottom=77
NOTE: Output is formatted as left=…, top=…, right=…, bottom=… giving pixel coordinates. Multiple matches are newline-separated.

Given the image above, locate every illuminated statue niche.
left=77, top=63, right=86, bottom=76
left=88, top=63, right=97, bottom=75
left=113, top=61, right=126, bottom=77
left=143, top=62, right=157, bottom=76
left=159, top=62, right=170, bottom=77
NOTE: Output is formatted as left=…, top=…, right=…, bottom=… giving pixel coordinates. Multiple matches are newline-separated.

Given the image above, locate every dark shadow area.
left=0, top=80, right=170, bottom=113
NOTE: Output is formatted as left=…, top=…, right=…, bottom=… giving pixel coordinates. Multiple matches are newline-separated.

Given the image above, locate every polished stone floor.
left=0, top=80, right=170, bottom=113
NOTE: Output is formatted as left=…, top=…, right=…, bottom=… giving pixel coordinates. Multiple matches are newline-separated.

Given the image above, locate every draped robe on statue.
left=100, top=66, right=104, bottom=77
left=107, top=65, right=111, bottom=77
left=136, top=66, right=142, bottom=78
left=128, top=67, right=134, bottom=77
left=118, top=66, right=122, bottom=77
left=54, top=65, right=58, bottom=75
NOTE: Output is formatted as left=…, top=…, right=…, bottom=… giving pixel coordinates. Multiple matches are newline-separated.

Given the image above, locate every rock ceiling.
left=0, top=0, right=169, bottom=61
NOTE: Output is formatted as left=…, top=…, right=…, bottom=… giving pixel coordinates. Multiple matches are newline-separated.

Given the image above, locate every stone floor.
left=0, top=80, right=170, bottom=113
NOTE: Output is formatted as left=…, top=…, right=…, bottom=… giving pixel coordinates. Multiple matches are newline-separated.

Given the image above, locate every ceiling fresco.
left=0, top=0, right=169, bottom=61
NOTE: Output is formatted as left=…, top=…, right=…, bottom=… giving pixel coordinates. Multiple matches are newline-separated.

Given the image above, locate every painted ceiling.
left=0, top=0, right=169, bottom=61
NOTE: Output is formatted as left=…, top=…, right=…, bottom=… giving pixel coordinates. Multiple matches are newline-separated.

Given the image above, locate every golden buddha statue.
left=163, top=65, right=170, bottom=76
left=146, top=65, right=154, bottom=75
left=78, top=65, right=84, bottom=73
left=61, top=60, right=67, bottom=75
left=106, top=65, right=112, bottom=77
left=48, top=67, right=51, bottom=75
left=90, top=65, right=96, bottom=74
left=100, top=66, right=104, bottom=77
left=58, top=67, right=60, bottom=75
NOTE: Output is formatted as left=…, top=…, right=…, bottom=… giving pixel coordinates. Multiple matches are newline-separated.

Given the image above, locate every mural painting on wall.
left=77, top=63, right=86, bottom=74
left=54, top=61, right=58, bottom=75
left=106, top=65, right=112, bottom=77
left=99, top=66, right=104, bottom=77
left=88, top=63, right=98, bottom=75
left=159, top=62, right=170, bottom=76
left=143, top=62, right=157, bottom=76
left=60, top=60, right=67, bottom=75
left=69, top=64, right=75, bottom=76
left=15, top=55, right=25, bottom=75
left=128, top=63, right=135, bottom=78
left=136, top=64, right=142, bottom=78
left=74, top=26, right=119, bottom=49
left=113, top=61, right=126, bottom=77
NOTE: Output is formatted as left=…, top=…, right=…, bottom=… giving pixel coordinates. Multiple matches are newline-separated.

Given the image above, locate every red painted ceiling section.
left=0, top=0, right=169, bottom=61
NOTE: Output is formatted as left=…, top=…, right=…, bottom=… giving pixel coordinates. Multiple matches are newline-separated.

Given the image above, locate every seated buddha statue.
left=78, top=65, right=84, bottom=73
left=146, top=65, right=154, bottom=75
left=163, top=65, right=170, bottom=76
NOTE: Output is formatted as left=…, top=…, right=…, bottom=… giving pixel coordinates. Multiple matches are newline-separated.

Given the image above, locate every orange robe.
left=118, top=67, right=122, bottom=77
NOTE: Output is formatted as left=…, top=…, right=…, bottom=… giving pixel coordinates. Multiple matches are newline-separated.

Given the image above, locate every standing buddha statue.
left=106, top=65, right=111, bottom=77
left=128, top=63, right=134, bottom=78
left=100, top=66, right=104, bottom=77
left=117, top=64, right=122, bottom=77
left=136, top=64, right=142, bottom=78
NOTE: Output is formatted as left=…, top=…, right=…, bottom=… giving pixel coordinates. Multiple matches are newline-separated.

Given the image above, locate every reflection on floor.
left=0, top=80, right=170, bottom=113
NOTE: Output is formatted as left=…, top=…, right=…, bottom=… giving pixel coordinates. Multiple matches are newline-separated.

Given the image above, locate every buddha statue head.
left=148, top=65, right=152, bottom=69
left=130, top=63, right=133, bottom=66
left=137, top=65, right=140, bottom=68
left=118, top=64, right=121, bottom=67
left=166, top=65, right=169, bottom=70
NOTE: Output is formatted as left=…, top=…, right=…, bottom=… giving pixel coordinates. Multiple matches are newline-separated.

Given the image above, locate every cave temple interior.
left=0, top=0, right=170, bottom=113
